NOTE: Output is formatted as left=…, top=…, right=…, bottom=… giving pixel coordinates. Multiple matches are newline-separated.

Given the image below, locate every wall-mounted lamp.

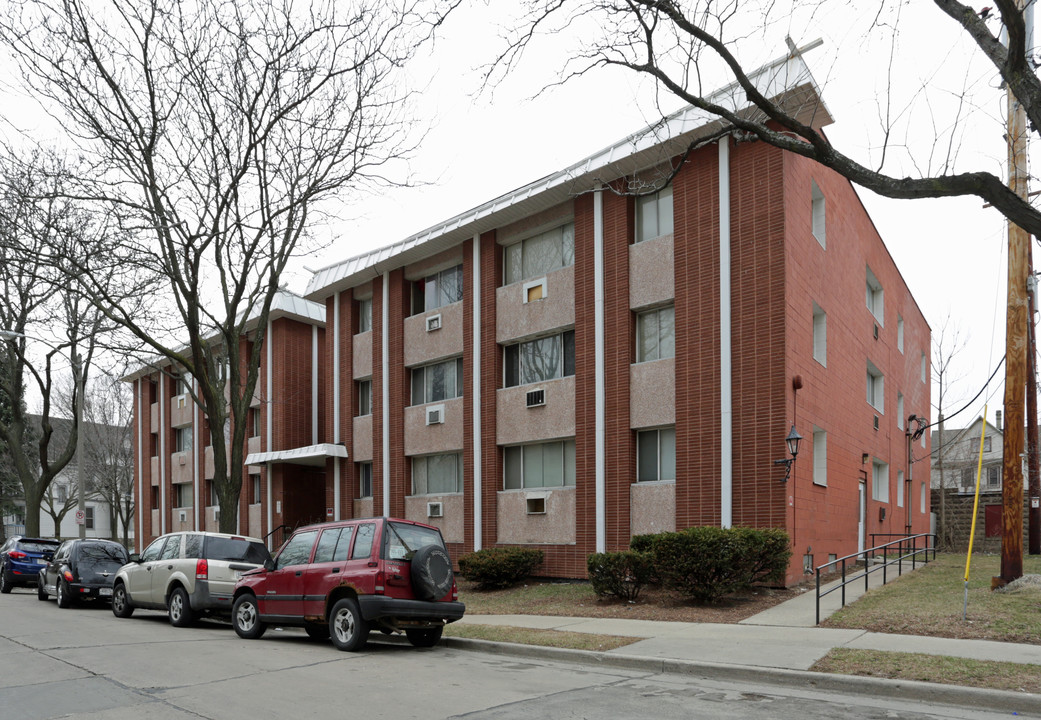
left=774, top=425, right=803, bottom=483
left=861, top=453, right=869, bottom=465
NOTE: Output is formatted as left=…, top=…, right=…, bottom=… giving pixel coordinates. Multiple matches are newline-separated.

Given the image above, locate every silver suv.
left=111, top=531, right=270, bottom=626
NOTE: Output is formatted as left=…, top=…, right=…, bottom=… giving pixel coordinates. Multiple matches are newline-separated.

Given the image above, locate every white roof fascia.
left=245, top=442, right=349, bottom=467
left=305, top=49, right=830, bottom=300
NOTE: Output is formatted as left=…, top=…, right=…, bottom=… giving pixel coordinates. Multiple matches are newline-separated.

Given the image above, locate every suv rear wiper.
left=386, top=524, right=414, bottom=559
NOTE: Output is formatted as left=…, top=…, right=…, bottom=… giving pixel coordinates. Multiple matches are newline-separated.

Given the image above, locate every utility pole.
left=1000, top=0, right=1030, bottom=585
left=1029, top=259, right=1041, bottom=555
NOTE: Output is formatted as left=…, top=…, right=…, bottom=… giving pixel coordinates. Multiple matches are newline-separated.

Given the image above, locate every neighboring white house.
left=930, top=415, right=1005, bottom=495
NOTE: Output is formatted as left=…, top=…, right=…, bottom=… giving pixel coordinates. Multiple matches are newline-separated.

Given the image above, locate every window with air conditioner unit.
left=411, top=264, right=463, bottom=315
left=411, top=357, right=463, bottom=405
left=426, top=501, right=443, bottom=518
left=425, top=404, right=445, bottom=425
left=526, top=388, right=545, bottom=408
left=504, top=440, right=576, bottom=489
left=504, top=331, right=575, bottom=387
left=526, top=496, right=547, bottom=514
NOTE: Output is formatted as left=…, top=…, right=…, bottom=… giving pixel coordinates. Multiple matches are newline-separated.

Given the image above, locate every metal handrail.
left=815, top=533, right=936, bottom=625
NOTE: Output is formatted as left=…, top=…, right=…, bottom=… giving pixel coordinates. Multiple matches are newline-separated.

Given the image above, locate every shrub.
left=636, top=526, right=791, bottom=604
left=457, top=547, right=544, bottom=589
left=587, top=550, right=655, bottom=602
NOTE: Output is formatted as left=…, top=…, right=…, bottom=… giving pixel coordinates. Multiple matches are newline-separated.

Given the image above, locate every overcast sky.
left=1, top=1, right=1027, bottom=430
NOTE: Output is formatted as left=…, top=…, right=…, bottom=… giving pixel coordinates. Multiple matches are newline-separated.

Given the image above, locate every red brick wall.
left=479, top=230, right=501, bottom=550
left=371, top=276, right=386, bottom=516
left=387, top=269, right=409, bottom=518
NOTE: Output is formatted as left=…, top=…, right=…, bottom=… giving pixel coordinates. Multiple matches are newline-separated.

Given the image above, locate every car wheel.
left=232, top=594, right=266, bottom=640
left=37, top=580, right=48, bottom=601
left=56, top=580, right=72, bottom=609
left=405, top=626, right=444, bottom=648
left=409, top=544, right=454, bottom=601
left=111, top=582, right=134, bottom=618
left=168, top=587, right=196, bottom=627
left=0, top=565, right=11, bottom=594
left=329, top=598, right=369, bottom=652
left=305, top=623, right=330, bottom=641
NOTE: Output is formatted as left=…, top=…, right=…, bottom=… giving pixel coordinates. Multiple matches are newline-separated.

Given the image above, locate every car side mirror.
left=264, top=558, right=275, bottom=572
left=129, top=553, right=141, bottom=563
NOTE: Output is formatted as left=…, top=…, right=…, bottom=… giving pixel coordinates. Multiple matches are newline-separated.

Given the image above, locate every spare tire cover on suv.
left=410, top=544, right=454, bottom=601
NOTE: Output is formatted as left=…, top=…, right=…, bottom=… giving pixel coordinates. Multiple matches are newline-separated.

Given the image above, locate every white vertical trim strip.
left=312, top=326, right=319, bottom=445
left=719, top=139, right=733, bottom=528
left=382, top=272, right=391, bottom=517
left=333, top=292, right=341, bottom=521
left=136, top=380, right=143, bottom=548
left=266, top=320, right=273, bottom=537
left=192, top=377, right=200, bottom=531
left=594, top=187, right=606, bottom=553
left=159, top=374, right=167, bottom=535
left=471, top=234, right=483, bottom=551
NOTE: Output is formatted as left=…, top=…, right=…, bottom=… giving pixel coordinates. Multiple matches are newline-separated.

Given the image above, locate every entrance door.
left=858, top=481, right=866, bottom=555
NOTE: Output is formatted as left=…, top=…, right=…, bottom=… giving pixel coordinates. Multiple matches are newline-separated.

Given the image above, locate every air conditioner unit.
left=526, top=497, right=547, bottom=515
left=178, top=454, right=187, bottom=465
left=426, top=314, right=442, bottom=332
left=426, top=405, right=444, bottom=425
left=176, top=395, right=187, bottom=409
left=214, top=508, right=220, bottom=523
left=427, top=501, right=443, bottom=518
left=526, top=388, right=546, bottom=408
left=178, top=510, right=186, bottom=522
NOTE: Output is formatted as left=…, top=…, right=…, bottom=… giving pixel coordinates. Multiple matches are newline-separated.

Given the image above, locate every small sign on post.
left=75, top=510, right=85, bottom=525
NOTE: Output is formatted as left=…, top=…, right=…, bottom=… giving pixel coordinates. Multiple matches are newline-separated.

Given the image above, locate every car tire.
left=111, top=582, right=135, bottom=618
left=304, top=623, right=330, bottom=641
left=410, top=544, right=454, bottom=601
left=168, top=587, right=196, bottom=627
left=232, top=594, right=266, bottom=640
left=37, top=580, right=48, bottom=601
left=56, top=580, right=72, bottom=608
left=0, top=565, right=11, bottom=594
left=329, top=597, right=368, bottom=652
left=405, top=625, right=444, bottom=648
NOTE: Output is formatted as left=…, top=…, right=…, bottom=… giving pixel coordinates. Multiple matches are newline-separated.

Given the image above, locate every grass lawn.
left=822, top=553, right=1041, bottom=643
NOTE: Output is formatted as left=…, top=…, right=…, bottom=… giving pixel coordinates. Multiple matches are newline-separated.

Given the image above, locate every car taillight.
left=9, top=551, right=26, bottom=560
left=375, top=568, right=385, bottom=595
left=62, top=570, right=74, bottom=582
left=451, top=581, right=458, bottom=601
left=196, top=558, right=208, bottom=579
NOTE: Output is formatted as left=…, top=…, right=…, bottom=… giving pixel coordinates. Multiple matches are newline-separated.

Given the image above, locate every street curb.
left=438, top=636, right=1041, bottom=716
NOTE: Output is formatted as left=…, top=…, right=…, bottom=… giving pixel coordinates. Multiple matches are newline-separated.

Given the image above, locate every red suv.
left=231, top=517, right=464, bottom=651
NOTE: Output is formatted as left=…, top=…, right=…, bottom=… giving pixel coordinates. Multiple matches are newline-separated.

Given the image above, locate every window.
left=411, top=264, right=463, bottom=315
left=872, top=460, right=889, bottom=503
left=636, top=186, right=674, bottom=243
left=140, top=537, right=166, bottom=563
left=636, top=306, right=675, bottom=362
left=358, top=462, right=373, bottom=498
left=920, top=351, right=927, bottom=383
left=174, top=375, right=191, bottom=396
left=504, top=223, right=575, bottom=285
left=352, top=523, right=375, bottom=559
left=175, top=427, right=193, bottom=453
left=174, top=483, right=191, bottom=508
left=84, top=506, right=94, bottom=530
left=159, top=535, right=181, bottom=560
left=504, top=331, right=575, bottom=387
left=811, top=180, right=825, bottom=247
left=866, top=266, right=884, bottom=325
left=206, top=480, right=217, bottom=506
left=412, top=453, right=463, bottom=495
left=897, top=393, right=904, bottom=430
left=867, top=361, right=884, bottom=413
left=636, top=428, right=676, bottom=482
left=504, top=440, right=577, bottom=489
left=150, top=432, right=158, bottom=457
left=277, top=530, right=318, bottom=568
left=983, top=436, right=992, bottom=452
left=314, top=526, right=353, bottom=564
left=249, top=408, right=261, bottom=438
left=897, top=470, right=904, bottom=507
left=920, top=482, right=926, bottom=513
left=357, top=379, right=372, bottom=416
left=250, top=473, right=261, bottom=504
left=411, top=358, right=463, bottom=405
left=57, top=485, right=67, bottom=503
left=184, top=534, right=203, bottom=559
left=357, top=297, right=372, bottom=333
left=812, top=303, right=826, bottom=366
left=986, top=465, right=1000, bottom=488
left=812, top=428, right=827, bottom=486
left=897, top=316, right=904, bottom=353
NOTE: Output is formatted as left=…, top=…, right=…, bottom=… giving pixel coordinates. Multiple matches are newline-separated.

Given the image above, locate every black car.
left=0, top=536, right=61, bottom=593
left=38, top=539, right=130, bottom=607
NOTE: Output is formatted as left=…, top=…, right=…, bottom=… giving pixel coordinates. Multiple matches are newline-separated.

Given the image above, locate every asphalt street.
left=0, top=586, right=1025, bottom=720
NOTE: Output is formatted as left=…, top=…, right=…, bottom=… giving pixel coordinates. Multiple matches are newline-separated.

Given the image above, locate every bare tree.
left=490, top=0, right=1041, bottom=235
left=81, top=376, right=134, bottom=547
left=0, top=148, right=106, bottom=538
left=931, top=314, right=970, bottom=549
left=0, top=0, right=458, bottom=533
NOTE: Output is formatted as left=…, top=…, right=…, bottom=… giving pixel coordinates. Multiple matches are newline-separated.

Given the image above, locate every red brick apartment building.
left=126, top=54, right=931, bottom=585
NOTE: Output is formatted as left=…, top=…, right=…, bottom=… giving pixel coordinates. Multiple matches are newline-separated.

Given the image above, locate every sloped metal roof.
left=245, top=442, right=348, bottom=467
left=305, top=49, right=831, bottom=301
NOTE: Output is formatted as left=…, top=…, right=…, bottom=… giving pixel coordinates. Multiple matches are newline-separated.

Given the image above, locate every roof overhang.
left=305, top=48, right=831, bottom=301
left=245, top=443, right=348, bottom=467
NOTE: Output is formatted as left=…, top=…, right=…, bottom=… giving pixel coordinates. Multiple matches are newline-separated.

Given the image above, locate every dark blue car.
left=0, top=536, right=61, bottom=593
